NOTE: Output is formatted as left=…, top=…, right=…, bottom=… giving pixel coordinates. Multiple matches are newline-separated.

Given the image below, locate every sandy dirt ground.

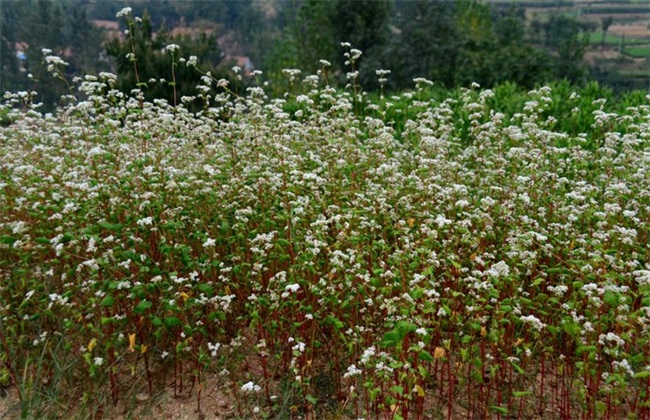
left=0, top=383, right=235, bottom=419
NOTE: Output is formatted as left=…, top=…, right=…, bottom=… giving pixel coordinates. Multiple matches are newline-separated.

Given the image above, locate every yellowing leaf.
left=470, top=253, right=477, bottom=262
left=128, top=333, right=136, bottom=352
left=407, top=218, right=415, bottom=228
left=180, top=292, right=189, bottom=301
left=414, top=384, right=425, bottom=397
left=88, top=338, right=97, bottom=352
left=514, top=338, right=524, bottom=347
left=481, top=326, right=487, bottom=337
left=433, top=347, right=446, bottom=359
left=141, top=344, right=148, bottom=354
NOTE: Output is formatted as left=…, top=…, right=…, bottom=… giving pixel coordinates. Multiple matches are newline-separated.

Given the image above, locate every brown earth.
left=0, top=381, right=235, bottom=420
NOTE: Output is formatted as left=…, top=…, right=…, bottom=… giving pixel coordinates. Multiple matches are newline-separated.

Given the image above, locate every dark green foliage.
left=536, top=14, right=592, bottom=84
left=262, top=0, right=594, bottom=93
left=263, top=0, right=392, bottom=93
left=0, top=1, right=22, bottom=93
left=388, top=0, right=459, bottom=88
left=1, top=0, right=641, bottom=108
left=0, top=0, right=106, bottom=108
left=384, top=1, right=591, bottom=90
left=104, top=13, right=228, bottom=109
left=330, top=0, right=392, bottom=89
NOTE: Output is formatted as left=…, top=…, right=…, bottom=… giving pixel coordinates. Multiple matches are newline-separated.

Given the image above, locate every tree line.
left=266, top=0, right=592, bottom=94
left=0, top=0, right=621, bottom=110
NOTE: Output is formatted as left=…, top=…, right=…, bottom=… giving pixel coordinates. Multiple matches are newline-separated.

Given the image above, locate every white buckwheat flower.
left=116, top=7, right=132, bottom=18
left=165, top=44, right=180, bottom=54
left=241, top=381, right=261, bottom=393
left=487, top=261, right=510, bottom=278
left=343, top=364, right=362, bottom=378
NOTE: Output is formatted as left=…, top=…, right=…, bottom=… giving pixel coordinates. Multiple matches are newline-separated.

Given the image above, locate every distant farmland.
left=488, top=0, right=649, bottom=90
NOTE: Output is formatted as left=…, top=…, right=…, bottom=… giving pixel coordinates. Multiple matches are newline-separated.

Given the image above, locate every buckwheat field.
left=1, top=38, right=650, bottom=418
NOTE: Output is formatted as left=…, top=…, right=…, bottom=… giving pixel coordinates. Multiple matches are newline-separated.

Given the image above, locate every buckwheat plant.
left=0, top=43, right=649, bottom=419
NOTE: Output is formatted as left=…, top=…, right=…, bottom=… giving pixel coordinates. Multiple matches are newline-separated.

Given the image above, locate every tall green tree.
left=264, top=0, right=393, bottom=92
left=384, top=1, right=587, bottom=90
left=0, top=0, right=22, bottom=94
left=600, top=16, right=613, bottom=51
left=329, top=0, right=392, bottom=89
left=105, top=12, right=227, bottom=108
left=1, top=0, right=105, bottom=108
left=540, top=14, right=590, bottom=84
left=453, top=0, right=501, bottom=86
left=388, top=0, right=459, bottom=88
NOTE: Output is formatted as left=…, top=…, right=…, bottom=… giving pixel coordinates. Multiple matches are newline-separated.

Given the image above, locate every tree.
left=453, top=0, right=497, bottom=86
left=0, top=0, right=106, bottom=108
left=330, top=0, right=393, bottom=89
left=0, top=0, right=22, bottom=94
left=601, top=16, right=613, bottom=51
left=105, top=12, right=228, bottom=109
left=540, top=14, right=590, bottom=84
left=487, top=5, right=554, bottom=88
left=388, top=0, right=459, bottom=88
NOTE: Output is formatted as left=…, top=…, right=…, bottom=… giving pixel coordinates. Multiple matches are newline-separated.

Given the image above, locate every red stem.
left=539, top=352, right=545, bottom=415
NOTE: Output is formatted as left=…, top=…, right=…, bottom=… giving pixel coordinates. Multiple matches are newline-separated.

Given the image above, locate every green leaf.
left=305, top=395, right=317, bottom=405
left=99, top=221, right=123, bottom=231
left=513, top=391, right=532, bottom=397
left=380, top=330, right=401, bottom=348
left=390, top=385, right=404, bottom=396
left=562, top=322, right=581, bottom=337
left=418, top=350, right=434, bottom=362
left=196, top=283, right=214, bottom=296
left=396, top=321, right=417, bottom=335
left=101, top=296, right=115, bottom=307
left=603, top=291, right=620, bottom=307
left=122, top=250, right=139, bottom=261
left=410, top=288, right=424, bottom=300
left=634, top=371, right=650, bottom=379
left=0, top=235, right=16, bottom=245
left=134, top=300, right=152, bottom=314
left=509, top=360, right=525, bottom=375
left=165, top=317, right=182, bottom=328
left=577, top=345, right=597, bottom=355
left=491, top=406, right=508, bottom=415
left=325, top=315, right=344, bottom=330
